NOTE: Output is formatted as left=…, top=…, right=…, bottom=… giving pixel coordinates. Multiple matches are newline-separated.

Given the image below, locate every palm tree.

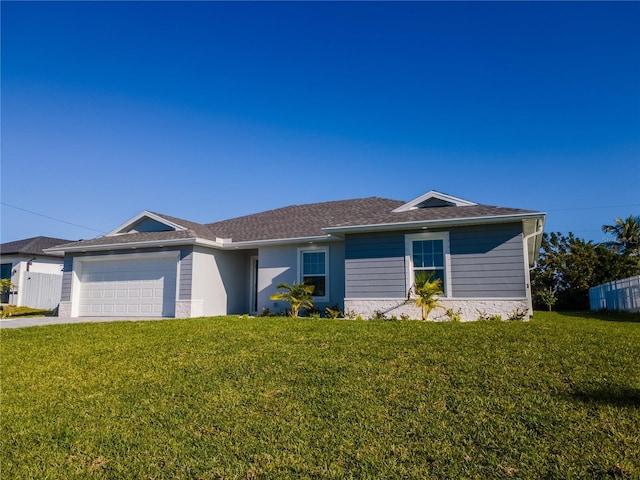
left=269, top=281, right=315, bottom=317
left=408, top=272, right=443, bottom=321
left=602, top=215, right=640, bottom=256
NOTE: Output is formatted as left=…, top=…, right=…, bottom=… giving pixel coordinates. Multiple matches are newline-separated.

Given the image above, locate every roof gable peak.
left=107, top=211, right=188, bottom=236
left=392, top=190, right=478, bottom=212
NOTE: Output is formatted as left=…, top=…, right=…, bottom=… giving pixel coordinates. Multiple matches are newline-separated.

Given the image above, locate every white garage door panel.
left=78, top=256, right=177, bottom=317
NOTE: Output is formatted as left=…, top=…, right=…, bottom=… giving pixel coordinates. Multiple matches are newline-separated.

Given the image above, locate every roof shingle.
left=0, top=236, right=74, bottom=257
left=47, top=194, right=543, bottom=250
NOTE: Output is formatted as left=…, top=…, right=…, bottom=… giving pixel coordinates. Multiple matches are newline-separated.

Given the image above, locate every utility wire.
left=1, top=201, right=107, bottom=234
left=544, top=203, right=640, bottom=212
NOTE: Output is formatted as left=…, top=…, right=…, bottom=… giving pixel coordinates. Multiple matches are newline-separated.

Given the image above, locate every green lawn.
left=1, top=312, right=639, bottom=479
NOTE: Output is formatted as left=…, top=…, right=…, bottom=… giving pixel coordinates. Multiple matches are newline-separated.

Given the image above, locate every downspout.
left=26, top=257, right=37, bottom=272
left=523, top=219, right=545, bottom=318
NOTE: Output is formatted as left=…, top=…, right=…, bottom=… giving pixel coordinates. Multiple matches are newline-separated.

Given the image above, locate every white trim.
left=323, top=212, right=546, bottom=235
left=45, top=234, right=341, bottom=254
left=223, top=235, right=339, bottom=249
left=297, top=246, right=330, bottom=302
left=392, top=190, right=478, bottom=212
left=106, top=211, right=188, bottom=236
left=405, top=232, right=452, bottom=298
left=522, top=218, right=545, bottom=317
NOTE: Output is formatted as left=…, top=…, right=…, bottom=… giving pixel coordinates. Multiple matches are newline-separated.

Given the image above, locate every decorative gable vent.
left=393, top=190, right=478, bottom=213
left=127, top=217, right=175, bottom=233
left=107, top=211, right=187, bottom=236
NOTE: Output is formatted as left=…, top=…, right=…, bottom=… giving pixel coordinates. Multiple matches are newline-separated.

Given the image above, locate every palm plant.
left=602, top=215, right=640, bottom=256
left=269, top=281, right=315, bottom=317
left=408, top=272, right=443, bottom=321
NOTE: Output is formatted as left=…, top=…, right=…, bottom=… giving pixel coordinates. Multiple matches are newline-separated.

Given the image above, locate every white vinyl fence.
left=589, top=275, right=640, bottom=313
left=18, top=271, right=63, bottom=310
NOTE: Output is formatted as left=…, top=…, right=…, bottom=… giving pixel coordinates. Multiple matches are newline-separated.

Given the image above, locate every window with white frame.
left=405, top=232, right=450, bottom=297
left=299, top=247, right=328, bottom=299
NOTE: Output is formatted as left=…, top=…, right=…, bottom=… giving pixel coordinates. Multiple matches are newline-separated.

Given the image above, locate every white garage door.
left=78, top=255, right=177, bottom=317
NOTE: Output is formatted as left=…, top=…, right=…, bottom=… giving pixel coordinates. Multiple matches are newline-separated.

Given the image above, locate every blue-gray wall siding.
left=344, top=223, right=526, bottom=299
left=450, top=224, right=526, bottom=297
left=345, top=233, right=406, bottom=298
left=60, top=247, right=193, bottom=302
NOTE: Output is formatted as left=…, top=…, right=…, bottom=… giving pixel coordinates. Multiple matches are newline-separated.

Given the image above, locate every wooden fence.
left=589, top=275, right=640, bottom=313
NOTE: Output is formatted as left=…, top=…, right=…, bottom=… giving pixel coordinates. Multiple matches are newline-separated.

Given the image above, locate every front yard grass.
left=1, top=312, right=639, bottom=479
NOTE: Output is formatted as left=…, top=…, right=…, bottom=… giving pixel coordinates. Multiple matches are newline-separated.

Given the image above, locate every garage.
left=77, top=254, right=177, bottom=317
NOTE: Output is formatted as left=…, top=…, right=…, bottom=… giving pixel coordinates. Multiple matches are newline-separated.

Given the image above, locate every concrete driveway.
left=0, top=316, right=171, bottom=329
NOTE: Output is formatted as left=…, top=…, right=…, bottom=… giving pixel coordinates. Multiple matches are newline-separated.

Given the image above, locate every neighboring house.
left=47, top=190, right=545, bottom=321
left=0, top=236, right=72, bottom=308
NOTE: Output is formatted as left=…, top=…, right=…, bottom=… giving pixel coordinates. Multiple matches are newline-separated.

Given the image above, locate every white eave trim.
left=106, top=211, right=188, bottom=236
left=45, top=237, right=210, bottom=254
left=322, top=212, right=546, bottom=235
left=392, top=190, right=478, bottom=212
left=44, top=234, right=341, bottom=254
left=216, top=234, right=339, bottom=249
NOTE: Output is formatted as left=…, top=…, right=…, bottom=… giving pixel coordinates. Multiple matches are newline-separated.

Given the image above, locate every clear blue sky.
left=2, top=1, right=638, bottom=244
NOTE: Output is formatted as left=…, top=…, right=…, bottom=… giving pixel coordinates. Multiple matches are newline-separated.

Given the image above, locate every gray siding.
left=178, top=249, right=193, bottom=300
left=344, top=223, right=526, bottom=299
left=60, top=246, right=193, bottom=303
left=60, top=256, right=74, bottom=302
left=450, top=224, right=525, bottom=297
left=345, top=232, right=406, bottom=298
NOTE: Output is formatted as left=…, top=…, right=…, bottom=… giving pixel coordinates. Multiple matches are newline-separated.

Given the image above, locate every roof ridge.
left=205, top=196, right=404, bottom=226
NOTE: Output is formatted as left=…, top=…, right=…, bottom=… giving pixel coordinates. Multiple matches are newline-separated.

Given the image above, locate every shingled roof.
left=0, top=236, right=73, bottom=257
left=206, top=197, right=405, bottom=242
left=47, top=192, right=544, bottom=251
left=206, top=197, right=540, bottom=241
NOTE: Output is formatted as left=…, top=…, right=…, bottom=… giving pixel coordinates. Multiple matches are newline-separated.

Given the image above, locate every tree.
left=269, top=281, right=315, bottom=317
left=532, top=231, right=640, bottom=310
left=602, top=215, right=640, bottom=256
left=408, top=272, right=443, bottom=321
left=537, top=288, right=557, bottom=312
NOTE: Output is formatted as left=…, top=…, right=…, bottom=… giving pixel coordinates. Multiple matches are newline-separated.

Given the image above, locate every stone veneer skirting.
left=58, top=301, right=72, bottom=317
left=175, top=299, right=204, bottom=318
left=344, top=298, right=531, bottom=322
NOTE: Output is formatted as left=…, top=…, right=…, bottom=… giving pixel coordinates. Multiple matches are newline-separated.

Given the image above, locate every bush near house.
left=0, top=306, right=53, bottom=318
left=1, top=312, right=639, bottom=479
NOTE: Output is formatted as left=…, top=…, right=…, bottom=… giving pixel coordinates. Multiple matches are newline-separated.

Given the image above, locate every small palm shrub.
left=269, top=281, right=315, bottom=318
left=407, top=272, right=443, bottom=321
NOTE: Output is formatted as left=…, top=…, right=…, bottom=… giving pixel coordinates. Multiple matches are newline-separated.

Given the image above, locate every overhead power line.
left=1, top=201, right=107, bottom=234
left=545, top=203, right=640, bottom=213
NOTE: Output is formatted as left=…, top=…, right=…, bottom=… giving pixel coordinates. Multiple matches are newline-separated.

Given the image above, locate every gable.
left=392, top=190, right=478, bottom=212
left=125, top=217, right=175, bottom=233
left=108, top=211, right=187, bottom=236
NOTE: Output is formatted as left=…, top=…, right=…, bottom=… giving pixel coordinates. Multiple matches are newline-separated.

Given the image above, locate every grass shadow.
left=555, top=310, right=640, bottom=323
left=569, top=385, right=640, bottom=408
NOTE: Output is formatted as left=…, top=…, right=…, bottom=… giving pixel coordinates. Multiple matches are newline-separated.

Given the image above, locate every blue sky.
left=2, top=1, right=638, bottom=244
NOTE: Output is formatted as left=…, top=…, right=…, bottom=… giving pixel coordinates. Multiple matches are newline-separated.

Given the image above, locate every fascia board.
left=45, top=237, right=215, bottom=254
left=215, top=235, right=339, bottom=249
left=322, top=212, right=547, bottom=235
left=45, top=234, right=341, bottom=254
left=106, top=211, right=188, bottom=236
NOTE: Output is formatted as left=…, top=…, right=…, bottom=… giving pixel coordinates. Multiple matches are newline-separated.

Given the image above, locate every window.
left=299, top=248, right=328, bottom=299
left=405, top=233, right=450, bottom=297
left=1, top=263, right=12, bottom=304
